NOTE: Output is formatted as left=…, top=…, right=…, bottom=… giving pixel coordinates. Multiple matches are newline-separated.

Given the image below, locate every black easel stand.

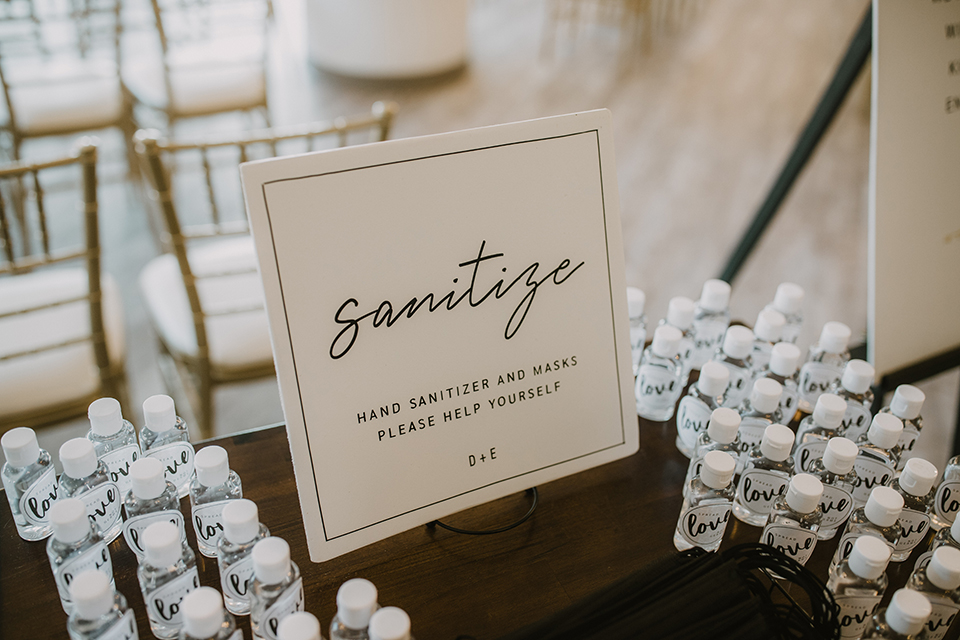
left=427, top=488, right=539, bottom=535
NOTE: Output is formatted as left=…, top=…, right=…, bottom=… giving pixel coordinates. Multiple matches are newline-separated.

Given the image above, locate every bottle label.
left=794, top=439, right=828, bottom=473
left=761, top=524, right=817, bottom=565
left=834, top=594, right=882, bottom=639
left=193, top=499, right=232, bottom=551
left=737, top=418, right=769, bottom=457
left=146, top=442, right=195, bottom=491
left=677, top=502, right=731, bottom=548
left=779, top=387, right=799, bottom=420
left=100, top=444, right=140, bottom=498
left=690, top=319, right=727, bottom=367
left=97, top=609, right=138, bottom=640
left=835, top=533, right=894, bottom=566
left=145, top=568, right=200, bottom=628
left=819, top=484, right=854, bottom=531
left=18, top=466, right=59, bottom=527
left=636, top=365, right=679, bottom=411
left=259, top=579, right=304, bottom=640
left=898, top=425, right=921, bottom=455
left=79, top=482, right=123, bottom=537
left=123, top=510, right=185, bottom=561
left=915, top=549, right=934, bottom=574
left=222, top=555, right=255, bottom=602
left=850, top=456, right=896, bottom=504
left=798, top=362, right=841, bottom=403
left=736, top=469, right=789, bottom=515
left=722, top=365, right=750, bottom=407
left=675, top=397, right=712, bottom=452
left=56, top=542, right=112, bottom=604
left=924, top=595, right=960, bottom=640
left=840, top=403, right=871, bottom=442
left=895, top=508, right=931, bottom=553
left=934, top=481, right=960, bottom=525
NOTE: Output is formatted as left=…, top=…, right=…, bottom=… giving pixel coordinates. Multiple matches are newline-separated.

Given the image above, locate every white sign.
left=242, top=110, right=638, bottom=561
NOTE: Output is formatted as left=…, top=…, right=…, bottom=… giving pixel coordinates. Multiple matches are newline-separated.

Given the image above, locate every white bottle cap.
left=143, top=394, right=177, bottom=432
left=750, top=378, right=783, bottom=414
left=822, top=437, right=858, bottom=475
left=785, top=473, right=823, bottom=514
left=369, top=606, right=412, bottom=640
left=700, top=451, right=736, bottom=489
left=817, top=321, right=851, bottom=354
left=626, top=287, right=645, bottom=318
left=868, top=413, right=904, bottom=449
left=182, top=587, right=225, bottom=639
left=952, top=516, right=960, bottom=543
left=772, top=282, right=804, bottom=315
left=885, top=589, right=932, bottom=636
left=222, top=499, right=260, bottom=544
left=928, top=546, right=960, bottom=591
left=769, top=342, right=801, bottom=377
left=50, top=498, right=92, bottom=544
left=278, top=612, right=322, bottom=640
left=131, top=457, right=167, bottom=500
left=698, top=361, right=730, bottom=397
left=59, top=437, right=98, bottom=479
left=848, top=535, right=891, bottom=580
left=666, top=296, right=696, bottom=329
left=651, top=325, right=682, bottom=358
left=864, top=486, right=904, bottom=527
left=253, top=537, right=291, bottom=585
left=1, top=426, right=41, bottom=468
left=195, top=445, right=230, bottom=488
left=71, top=570, right=114, bottom=620
left=706, top=408, right=741, bottom=444
left=753, top=307, right=785, bottom=343
left=760, top=424, right=795, bottom=462
left=698, top=279, right=730, bottom=312
left=337, top=578, right=379, bottom=630
left=840, top=360, right=875, bottom=395
left=899, top=458, right=938, bottom=497
left=890, top=385, right=925, bottom=421
left=143, top=521, right=182, bottom=567
left=88, top=397, right=123, bottom=437
left=721, top=326, right=754, bottom=360
left=812, top=394, right=847, bottom=431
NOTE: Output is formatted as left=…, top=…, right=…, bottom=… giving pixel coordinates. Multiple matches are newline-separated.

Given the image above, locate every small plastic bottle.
left=218, top=498, right=270, bottom=616
left=330, top=578, right=379, bottom=640
left=58, top=437, right=123, bottom=543
left=808, top=437, right=859, bottom=540
left=748, top=307, right=786, bottom=378
left=905, top=546, right=960, bottom=640
left=675, top=361, right=729, bottom=458
left=674, top=450, right=736, bottom=552
left=832, top=360, right=877, bottom=443
left=794, top=393, right=848, bottom=473
left=67, top=570, right=138, bottom=640
left=180, top=587, right=240, bottom=640
left=713, top=325, right=755, bottom=409
left=798, top=321, right=852, bottom=413
left=767, top=282, right=804, bottom=345
left=123, top=457, right=185, bottom=562
left=933, top=456, right=960, bottom=531
left=735, top=378, right=783, bottom=474
left=279, top=612, right=324, bottom=640
left=138, top=521, right=200, bottom=639
left=684, top=407, right=742, bottom=496
left=916, top=518, right=960, bottom=575
left=754, top=342, right=802, bottom=424
left=190, top=446, right=242, bottom=557
left=635, top=325, right=684, bottom=421
left=688, top=279, right=731, bottom=371
left=659, top=296, right=697, bottom=385
left=828, top=535, right=892, bottom=640
left=733, top=424, right=796, bottom=526
left=861, top=588, right=932, bottom=639
left=368, top=607, right=413, bottom=640
left=251, top=537, right=304, bottom=640
left=834, top=486, right=905, bottom=571
left=881, top=385, right=926, bottom=470
left=86, top=397, right=141, bottom=500
left=47, top=498, right=115, bottom=615
left=852, top=414, right=904, bottom=507
left=626, top=287, right=647, bottom=377
left=889, top=458, right=939, bottom=563
left=760, top=473, right=823, bottom=567
left=141, top=395, right=195, bottom=498
left=1, top=426, right=58, bottom=541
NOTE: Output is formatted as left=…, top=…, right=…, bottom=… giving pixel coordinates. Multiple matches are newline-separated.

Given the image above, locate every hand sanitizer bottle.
left=889, top=458, right=939, bottom=563
left=808, top=437, right=859, bottom=540
left=219, top=499, right=270, bottom=616
left=675, top=361, right=729, bottom=458
left=828, top=535, right=891, bottom=640
left=330, top=578, right=379, bottom=640
left=905, top=546, right=960, bottom=640
left=279, top=612, right=323, bottom=640
left=861, top=588, right=932, bottom=639
left=141, top=395, right=195, bottom=498
left=123, top=457, right=185, bottom=562
left=760, top=473, right=823, bottom=567
left=755, top=342, right=802, bottom=424
left=1, top=426, right=57, bottom=541
left=635, top=325, right=683, bottom=421
left=798, top=321, right=852, bottom=413
left=736, top=378, right=783, bottom=474
left=47, top=498, right=115, bottom=614
left=190, top=446, right=242, bottom=557
left=794, top=393, right=847, bottom=473
left=917, top=518, right=960, bottom=575
left=138, top=521, right=200, bottom=639
left=832, top=360, right=876, bottom=443
left=180, top=587, right=240, bottom=640
left=714, top=325, right=755, bottom=409
left=627, top=287, right=647, bottom=376
left=833, top=486, right=904, bottom=571
left=733, top=424, right=796, bottom=526
left=881, top=385, right=926, bottom=470
left=684, top=407, right=741, bottom=496
left=767, top=282, right=804, bottom=345
left=689, top=279, right=731, bottom=371
left=67, top=570, right=138, bottom=640
left=749, top=307, right=786, bottom=378
left=674, top=450, right=736, bottom=552
left=86, top=397, right=140, bottom=500
left=58, top=437, right=123, bottom=543
left=659, top=296, right=697, bottom=385
left=933, top=456, right=960, bottom=531
left=852, top=414, right=904, bottom=507
left=368, top=607, right=413, bottom=640
left=251, top=537, right=304, bottom=640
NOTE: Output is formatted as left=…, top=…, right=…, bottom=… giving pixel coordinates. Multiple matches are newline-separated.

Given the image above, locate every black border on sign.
left=260, top=128, right=626, bottom=542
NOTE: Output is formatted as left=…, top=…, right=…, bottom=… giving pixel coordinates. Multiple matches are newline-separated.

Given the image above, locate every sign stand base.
left=427, top=488, right=539, bottom=536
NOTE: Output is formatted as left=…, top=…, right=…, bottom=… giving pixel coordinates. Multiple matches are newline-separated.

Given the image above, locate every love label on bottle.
left=722, top=367, right=750, bottom=408
left=636, top=366, right=678, bottom=411
left=146, top=443, right=195, bottom=490
left=18, top=467, right=58, bottom=527
left=841, top=404, right=871, bottom=442
left=677, top=502, right=730, bottom=548
left=737, top=419, right=769, bottom=456
left=222, top=556, right=254, bottom=602
left=193, top=500, right=231, bottom=554
left=835, top=533, right=894, bottom=566
left=851, top=457, right=896, bottom=504
left=260, top=579, right=304, bottom=640
left=56, top=542, right=113, bottom=604
left=761, top=524, right=818, bottom=565
left=819, top=484, right=854, bottom=531
left=676, top=397, right=711, bottom=452
left=935, top=481, right=960, bottom=525
left=100, top=445, right=140, bottom=498
left=79, top=482, right=122, bottom=537
left=795, top=440, right=828, bottom=473
left=899, top=425, right=921, bottom=455
left=835, top=594, right=882, bottom=639
left=123, top=510, right=185, bottom=560
left=915, top=549, right=935, bottom=574
left=690, top=320, right=727, bottom=367
left=779, top=388, right=798, bottom=417
left=96, top=609, right=138, bottom=640
left=923, top=594, right=960, bottom=640
left=736, top=469, right=789, bottom=515
left=146, top=568, right=200, bottom=628
left=895, top=508, right=931, bottom=553
left=798, top=362, right=841, bottom=403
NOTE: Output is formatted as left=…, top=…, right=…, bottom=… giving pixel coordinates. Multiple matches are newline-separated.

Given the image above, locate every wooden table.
left=0, top=413, right=945, bottom=639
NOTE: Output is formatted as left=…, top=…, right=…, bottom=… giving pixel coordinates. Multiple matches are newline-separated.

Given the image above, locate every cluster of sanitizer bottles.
left=1, top=395, right=415, bottom=640
left=628, top=279, right=960, bottom=640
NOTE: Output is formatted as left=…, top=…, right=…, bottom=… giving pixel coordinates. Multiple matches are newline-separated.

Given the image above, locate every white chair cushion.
left=138, top=236, right=273, bottom=369
left=0, top=268, right=125, bottom=418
